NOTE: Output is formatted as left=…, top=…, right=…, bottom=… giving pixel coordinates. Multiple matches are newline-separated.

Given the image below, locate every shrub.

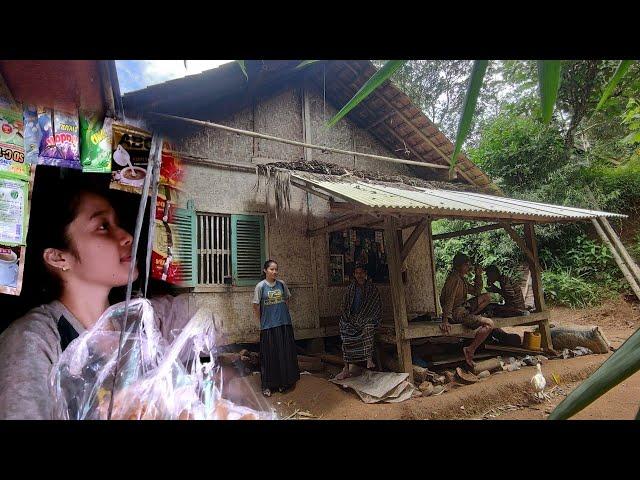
left=542, top=269, right=615, bottom=308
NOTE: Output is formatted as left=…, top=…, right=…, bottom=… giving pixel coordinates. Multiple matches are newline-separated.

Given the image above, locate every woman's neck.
left=59, top=283, right=111, bottom=330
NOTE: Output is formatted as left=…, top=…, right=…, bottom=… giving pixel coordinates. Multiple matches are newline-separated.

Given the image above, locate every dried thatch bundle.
left=256, top=164, right=292, bottom=219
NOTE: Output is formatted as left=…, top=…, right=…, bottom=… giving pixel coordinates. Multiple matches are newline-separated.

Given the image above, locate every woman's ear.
left=43, top=248, right=71, bottom=272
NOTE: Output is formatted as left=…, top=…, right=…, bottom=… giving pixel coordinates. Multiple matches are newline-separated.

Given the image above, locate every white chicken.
left=530, top=363, right=549, bottom=402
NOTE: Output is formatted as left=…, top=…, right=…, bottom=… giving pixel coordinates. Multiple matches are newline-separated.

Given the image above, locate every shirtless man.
left=439, top=253, right=494, bottom=368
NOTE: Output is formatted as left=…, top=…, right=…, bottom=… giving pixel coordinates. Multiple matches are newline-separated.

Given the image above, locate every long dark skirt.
left=259, top=324, right=300, bottom=391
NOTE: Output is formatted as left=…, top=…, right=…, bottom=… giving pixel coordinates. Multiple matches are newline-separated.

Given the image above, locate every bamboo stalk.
left=598, top=217, right=640, bottom=285
left=149, top=112, right=450, bottom=170
left=592, top=219, right=640, bottom=301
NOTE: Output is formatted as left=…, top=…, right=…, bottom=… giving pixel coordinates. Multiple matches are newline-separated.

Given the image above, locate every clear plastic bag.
left=50, top=298, right=275, bottom=420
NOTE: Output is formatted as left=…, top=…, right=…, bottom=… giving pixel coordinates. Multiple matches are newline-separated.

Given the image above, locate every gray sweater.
left=0, top=295, right=194, bottom=420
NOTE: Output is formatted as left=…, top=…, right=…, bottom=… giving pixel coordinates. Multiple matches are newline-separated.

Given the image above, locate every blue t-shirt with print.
left=254, top=279, right=292, bottom=330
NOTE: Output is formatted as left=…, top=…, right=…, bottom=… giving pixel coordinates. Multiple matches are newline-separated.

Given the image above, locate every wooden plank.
left=592, top=218, right=640, bottom=301
left=406, top=312, right=550, bottom=339
left=598, top=217, right=640, bottom=285
left=484, top=344, right=546, bottom=355
left=383, top=216, right=413, bottom=379
left=400, top=218, right=429, bottom=263
left=433, top=223, right=522, bottom=241
left=428, top=352, right=496, bottom=367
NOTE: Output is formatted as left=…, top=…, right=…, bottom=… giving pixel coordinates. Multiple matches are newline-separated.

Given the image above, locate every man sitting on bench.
left=484, top=265, right=529, bottom=317
left=440, top=253, right=494, bottom=368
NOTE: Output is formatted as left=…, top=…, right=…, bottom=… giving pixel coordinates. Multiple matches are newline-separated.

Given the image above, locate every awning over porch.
left=290, top=171, right=625, bottom=224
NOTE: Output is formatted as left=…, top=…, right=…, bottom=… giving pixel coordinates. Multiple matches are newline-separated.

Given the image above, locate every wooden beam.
left=592, top=219, right=640, bottom=301
left=598, top=217, right=640, bottom=285
left=433, top=223, right=522, bottom=241
left=366, top=109, right=398, bottom=131
left=383, top=216, right=413, bottom=380
left=502, top=223, right=538, bottom=270
left=400, top=219, right=429, bottom=262
left=290, top=179, right=334, bottom=202
left=307, top=214, right=369, bottom=237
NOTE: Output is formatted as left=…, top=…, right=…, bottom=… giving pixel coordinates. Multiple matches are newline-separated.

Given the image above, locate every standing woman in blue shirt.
left=253, top=260, right=299, bottom=397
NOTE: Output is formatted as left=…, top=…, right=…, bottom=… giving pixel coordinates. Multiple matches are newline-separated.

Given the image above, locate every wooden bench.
left=376, top=311, right=553, bottom=351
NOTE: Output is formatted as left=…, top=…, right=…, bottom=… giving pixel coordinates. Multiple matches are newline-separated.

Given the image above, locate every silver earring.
left=62, top=266, right=69, bottom=272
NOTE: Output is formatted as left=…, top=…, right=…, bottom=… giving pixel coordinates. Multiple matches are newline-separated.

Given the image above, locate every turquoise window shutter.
left=231, top=214, right=265, bottom=286
left=172, top=200, right=198, bottom=287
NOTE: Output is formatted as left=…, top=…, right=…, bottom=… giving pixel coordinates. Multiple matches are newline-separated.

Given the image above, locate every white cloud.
left=117, top=60, right=233, bottom=93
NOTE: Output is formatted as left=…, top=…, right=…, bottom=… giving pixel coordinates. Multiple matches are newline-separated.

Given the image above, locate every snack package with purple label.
left=37, top=108, right=81, bottom=169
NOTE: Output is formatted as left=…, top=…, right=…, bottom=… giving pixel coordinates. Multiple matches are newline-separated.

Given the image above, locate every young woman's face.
left=63, top=193, right=138, bottom=288
left=264, top=263, right=278, bottom=280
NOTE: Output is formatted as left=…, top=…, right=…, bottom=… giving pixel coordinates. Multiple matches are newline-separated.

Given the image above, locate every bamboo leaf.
left=295, top=60, right=320, bottom=70
left=326, top=60, right=405, bottom=128
left=548, top=326, right=640, bottom=420
left=596, top=60, right=634, bottom=111
left=537, top=60, right=562, bottom=123
left=235, top=60, right=248, bottom=80
left=449, top=60, right=489, bottom=171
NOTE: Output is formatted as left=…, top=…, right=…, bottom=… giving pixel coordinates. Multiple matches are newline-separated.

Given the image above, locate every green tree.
left=469, top=115, right=566, bottom=193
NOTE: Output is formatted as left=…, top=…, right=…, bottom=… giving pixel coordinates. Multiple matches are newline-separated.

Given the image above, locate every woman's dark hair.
left=25, top=170, right=114, bottom=303
left=261, top=259, right=278, bottom=280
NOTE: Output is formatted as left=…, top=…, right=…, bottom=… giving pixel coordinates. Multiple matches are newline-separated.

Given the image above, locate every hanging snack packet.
left=37, top=108, right=81, bottom=169
left=151, top=220, right=183, bottom=285
left=0, top=107, right=29, bottom=180
left=23, top=105, right=41, bottom=166
left=160, top=151, right=185, bottom=188
left=80, top=111, right=113, bottom=173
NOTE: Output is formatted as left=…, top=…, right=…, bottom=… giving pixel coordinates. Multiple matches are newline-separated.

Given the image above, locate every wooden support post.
left=383, top=216, right=413, bottom=380
left=598, top=217, right=640, bottom=285
left=524, top=223, right=553, bottom=351
left=592, top=219, right=640, bottom=301
left=400, top=218, right=430, bottom=263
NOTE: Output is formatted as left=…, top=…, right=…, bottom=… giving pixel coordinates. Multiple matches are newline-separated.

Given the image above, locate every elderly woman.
left=335, top=264, right=382, bottom=380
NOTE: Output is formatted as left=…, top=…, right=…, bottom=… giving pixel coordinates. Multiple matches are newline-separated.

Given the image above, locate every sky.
left=115, top=60, right=232, bottom=94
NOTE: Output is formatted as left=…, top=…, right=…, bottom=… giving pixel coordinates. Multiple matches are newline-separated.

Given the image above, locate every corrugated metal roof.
left=291, top=171, right=626, bottom=223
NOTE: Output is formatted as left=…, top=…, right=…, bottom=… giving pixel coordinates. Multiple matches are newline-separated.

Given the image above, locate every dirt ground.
left=228, top=296, right=640, bottom=420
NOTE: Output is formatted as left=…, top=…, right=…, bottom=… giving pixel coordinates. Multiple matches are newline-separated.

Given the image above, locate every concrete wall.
left=179, top=82, right=435, bottom=343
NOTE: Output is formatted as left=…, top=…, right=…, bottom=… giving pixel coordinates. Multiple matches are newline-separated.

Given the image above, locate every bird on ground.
left=530, top=362, right=550, bottom=402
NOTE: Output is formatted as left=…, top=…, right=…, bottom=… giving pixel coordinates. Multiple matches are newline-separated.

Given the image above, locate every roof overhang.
left=0, top=60, right=121, bottom=118
left=290, top=170, right=625, bottom=224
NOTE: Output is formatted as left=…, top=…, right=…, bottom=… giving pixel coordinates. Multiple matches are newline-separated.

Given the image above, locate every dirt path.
left=234, top=297, right=640, bottom=420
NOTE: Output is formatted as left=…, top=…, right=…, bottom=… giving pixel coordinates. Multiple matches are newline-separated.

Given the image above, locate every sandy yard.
left=225, top=296, right=640, bottom=420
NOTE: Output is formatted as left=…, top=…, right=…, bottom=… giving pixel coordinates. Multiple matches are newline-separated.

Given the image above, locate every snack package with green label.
left=0, top=106, right=30, bottom=180
left=80, top=112, right=113, bottom=173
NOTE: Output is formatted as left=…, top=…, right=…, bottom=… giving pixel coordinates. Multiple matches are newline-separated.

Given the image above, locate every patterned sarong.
left=339, top=280, right=382, bottom=363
